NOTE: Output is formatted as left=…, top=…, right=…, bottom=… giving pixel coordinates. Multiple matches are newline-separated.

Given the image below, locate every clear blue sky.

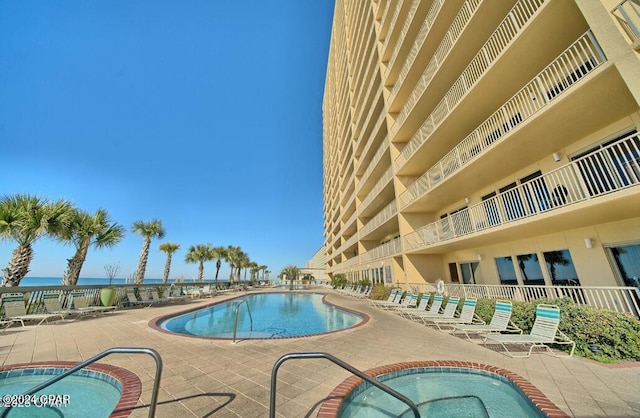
left=0, top=1, right=334, bottom=280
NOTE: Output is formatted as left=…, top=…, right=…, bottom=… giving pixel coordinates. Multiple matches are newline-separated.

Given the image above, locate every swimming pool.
left=153, top=292, right=367, bottom=339
left=0, top=362, right=141, bottom=418
left=320, top=361, right=568, bottom=418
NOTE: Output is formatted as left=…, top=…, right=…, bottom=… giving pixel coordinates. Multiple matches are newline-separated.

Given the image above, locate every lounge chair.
left=1, top=293, right=65, bottom=326
left=404, top=294, right=444, bottom=320
left=481, top=304, right=576, bottom=358
left=452, top=300, right=522, bottom=340
left=395, top=293, right=430, bottom=318
left=150, top=290, right=172, bottom=303
left=386, top=292, right=417, bottom=311
left=42, top=293, right=86, bottom=318
left=422, top=298, right=485, bottom=331
left=393, top=293, right=423, bottom=317
left=370, top=289, right=401, bottom=308
left=411, top=297, right=460, bottom=325
left=126, top=291, right=154, bottom=307
left=71, top=293, right=117, bottom=314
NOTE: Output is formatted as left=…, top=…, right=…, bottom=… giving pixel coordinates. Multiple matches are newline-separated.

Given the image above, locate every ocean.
left=15, top=277, right=228, bottom=287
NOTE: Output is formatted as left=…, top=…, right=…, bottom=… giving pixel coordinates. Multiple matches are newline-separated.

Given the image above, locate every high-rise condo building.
left=322, top=0, right=640, bottom=290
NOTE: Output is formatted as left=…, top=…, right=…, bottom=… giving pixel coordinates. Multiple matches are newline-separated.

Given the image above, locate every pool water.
left=340, top=368, right=545, bottom=418
left=0, top=368, right=121, bottom=418
left=159, top=292, right=364, bottom=338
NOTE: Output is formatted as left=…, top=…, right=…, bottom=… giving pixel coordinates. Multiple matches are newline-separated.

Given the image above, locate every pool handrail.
left=232, top=296, right=253, bottom=343
left=269, top=352, right=420, bottom=418
left=1, top=346, right=162, bottom=418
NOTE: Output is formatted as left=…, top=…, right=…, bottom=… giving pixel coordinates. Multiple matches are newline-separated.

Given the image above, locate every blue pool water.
left=0, top=368, right=121, bottom=418
left=340, top=367, right=545, bottom=418
left=160, top=292, right=364, bottom=338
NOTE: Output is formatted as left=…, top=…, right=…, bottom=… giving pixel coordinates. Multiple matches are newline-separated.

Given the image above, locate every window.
left=608, top=244, right=640, bottom=288
left=516, top=253, right=545, bottom=285
left=495, top=257, right=518, bottom=285
left=385, top=266, right=392, bottom=283
left=543, top=250, right=580, bottom=285
left=460, top=262, right=479, bottom=284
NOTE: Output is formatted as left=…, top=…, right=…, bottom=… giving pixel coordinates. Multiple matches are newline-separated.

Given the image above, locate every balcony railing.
left=385, top=0, right=422, bottom=76
left=359, top=166, right=394, bottom=215
left=612, top=0, right=640, bottom=44
left=390, top=0, right=477, bottom=107
left=404, top=132, right=640, bottom=251
left=357, top=135, right=390, bottom=193
left=392, top=0, right=545, bottom=160
left=360, top=200, right=398, bottom=237
left=398, top=31, right=606, bottom=209
left=381, top=0, right=406, bottom=57
left=360, top=237, right=403, bottom=264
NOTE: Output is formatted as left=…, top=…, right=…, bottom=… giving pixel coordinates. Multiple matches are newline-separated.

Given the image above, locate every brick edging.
left=0, top=361, right=142, bottom=418
left=317, top=360, right=569, bottom=418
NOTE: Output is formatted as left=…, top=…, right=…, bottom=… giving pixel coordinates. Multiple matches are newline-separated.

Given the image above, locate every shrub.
left=357, top=278, right=372, bottom=288
left=495, top=297, right=640, bottom=362
left=370, top=284, right=390, bottom=300
left=331, top=273, right=347, bottom=289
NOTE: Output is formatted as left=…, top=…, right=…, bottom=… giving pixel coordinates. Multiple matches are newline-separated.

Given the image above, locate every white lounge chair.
left=42, top=292, right=86, bottom=318
left=71, top=294, right=117, bottom=314
left=1, top=293, right=65, bottom=326
left=422, top=298, right=485, bottom=331
left=370, top=289, right=401, bottom=308
left=394, top=293, right=427, bottom=317
left=452, top=300, right=521, bottom=340
left=481, top=304, right=575, bottom=358
left=386, top=292, right=417, bottom=311
left=411, top=297, right=460, bottom=325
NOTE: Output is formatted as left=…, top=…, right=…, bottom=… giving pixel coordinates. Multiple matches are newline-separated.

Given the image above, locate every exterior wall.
left=323, top=0, right=640, bottom=291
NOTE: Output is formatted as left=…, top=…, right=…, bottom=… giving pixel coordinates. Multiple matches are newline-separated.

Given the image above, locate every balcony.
left=611, top=0, right=640, bottom=49
left=359, top=200, right=398, bottom=238
left=389, top=0, right=477, bottom=109
left=403, top=133, right=640, bottom=252
left=398, top=31, right=606, bottom=210
left=391, top=0, right=545, bottom=141
left=360, top=237, right=403, bottom=264
left=358, top=166, right=394, bottom=217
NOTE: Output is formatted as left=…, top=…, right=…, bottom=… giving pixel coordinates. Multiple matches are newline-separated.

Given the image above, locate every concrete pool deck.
left=1, top=288, right=639, bottom=417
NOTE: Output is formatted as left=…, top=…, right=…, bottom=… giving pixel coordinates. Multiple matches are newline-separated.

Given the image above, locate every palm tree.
left=225, top=245, right=242, bottom=283
left=159, top=242, right=181, bottom=284
left=259, top=265, right=268, bottom=281
left=132, top=219, right=165, bottom=284
left=185, top=244, right=214, bottom=281
left=211, top=246, right=227, bottom=285
left=281, top=265, right=299, bottom=291
left=61, top=208, right=125, bottom=286
left=0, top=194, right=75, bottom=287
left=249, top=261, right=259, bottom=283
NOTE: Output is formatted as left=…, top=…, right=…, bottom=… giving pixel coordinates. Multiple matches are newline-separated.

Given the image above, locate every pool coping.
left=0, top=361, right=142, bottom=418
left=148, top=291, right=370, bottom=340
left=317, top=360, right=570, bottom=418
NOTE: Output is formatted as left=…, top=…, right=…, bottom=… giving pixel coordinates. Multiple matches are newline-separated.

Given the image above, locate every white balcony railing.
left=612, top=0, right=640, bottom=44
left=390, top=0, right=477, bottom=103
left=359, top=166, right=394, bottom=215
left=385, top=0, right=422, bottom=76
left=357, top=135, right=390, bottom=192
left=392, top=0, right=545, bottom=152
left=360, top=237, right=403, bottom=264
left=398, top=31, right=606, bottom=209
left=360, top=200, right=398, bottom=237
left=403, top=132, right=640, bottom=251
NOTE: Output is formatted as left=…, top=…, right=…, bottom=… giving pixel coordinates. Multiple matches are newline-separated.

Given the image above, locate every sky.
left=0, top=1, right=335, bottom=281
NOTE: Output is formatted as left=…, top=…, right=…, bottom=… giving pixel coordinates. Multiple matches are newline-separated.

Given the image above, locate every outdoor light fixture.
left=477, top=254, right=483, bottom=261
left=553, top=152, right=561, bottom=162
left=584, top=238, right=594, bottom=249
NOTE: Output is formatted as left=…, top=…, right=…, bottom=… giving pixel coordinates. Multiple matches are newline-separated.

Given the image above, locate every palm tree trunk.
left=163, top=255, right=173, bottom=284
left=134, top=238, right=152, bottom=285
left=62, top=242, right=89, bottom=286
left=2, top=245, right=33, bottom=286
left=62, top=240, right=91, bottom=286
left=198, top=261, right=204, bottom=281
